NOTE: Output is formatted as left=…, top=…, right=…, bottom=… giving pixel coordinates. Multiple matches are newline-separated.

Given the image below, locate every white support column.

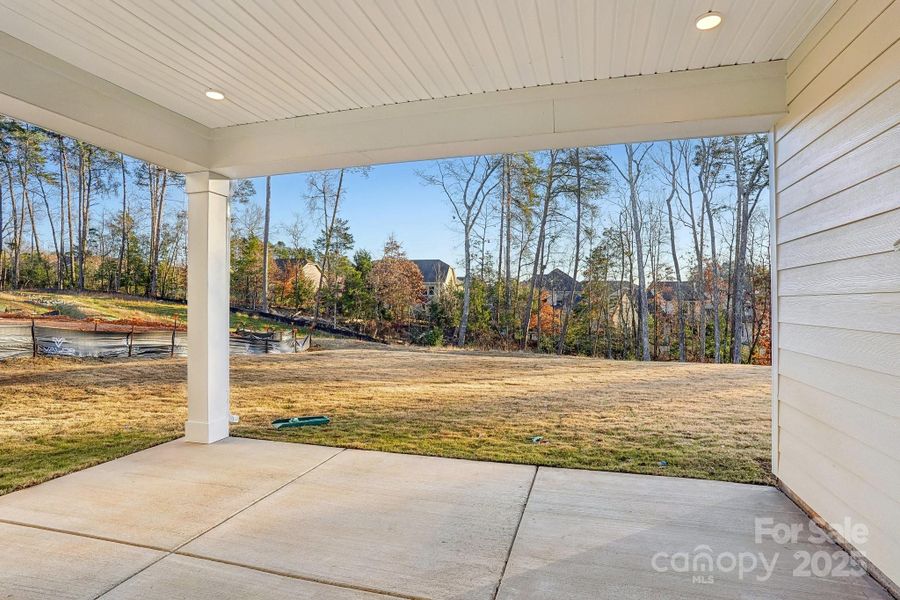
left=185, top=171, right=231, bottom=444
left=767, top=129, right=779, bottom=478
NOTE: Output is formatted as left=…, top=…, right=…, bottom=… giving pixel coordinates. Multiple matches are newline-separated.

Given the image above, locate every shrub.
left=422, top=327, right=444, bottom=347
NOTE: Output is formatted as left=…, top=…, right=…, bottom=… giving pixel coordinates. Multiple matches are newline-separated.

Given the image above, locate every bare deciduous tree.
left=420, top=156, right=501, bottom=347
left=608, top=143, right=652, bottom=361
left=728, top=134, right=768, bottom=363
left=261, top=175, right=272, bottom=312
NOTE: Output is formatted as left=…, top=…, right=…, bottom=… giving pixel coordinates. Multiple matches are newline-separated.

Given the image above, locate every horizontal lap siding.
left=778, top=350, right=900, bottom=417
left=778, top=208, right=900, bottom=269
left=779, top=402, right=900, bottom=503
left=774, top=0, right=900, bottom=587
left=778, top=166, right=898, bottom=242
left=779, top=293, right=900, bottom=334
left=777, top=438, right=900, bottom=577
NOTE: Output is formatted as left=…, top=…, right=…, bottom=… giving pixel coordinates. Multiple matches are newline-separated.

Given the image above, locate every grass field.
left=0, top=341, right=772, bottom=495
left=0, top=290, right=293, bottom=331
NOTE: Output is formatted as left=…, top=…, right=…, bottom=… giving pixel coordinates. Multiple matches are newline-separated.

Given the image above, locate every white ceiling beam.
left=210, top=61, right=787, bottom=178
left=0, top=32, right=210, bottom=173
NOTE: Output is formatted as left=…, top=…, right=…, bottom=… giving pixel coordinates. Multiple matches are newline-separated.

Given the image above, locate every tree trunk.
left=495, top=159, right=504, bottom=331
left=60, top=143, right=76, bottom=287
left=148, top=167, right=168, bottom=297
left=512, top=221, right=530, bottom=330
left=115, top=155, right=127, bottom=293
left=26, top=188, right=40, bottom=264
left=5, top=162, right=21, bottom=288
left=38, top=176, right=61, bottom=287
left=681, top=141, right=706, bottom=362
left=76, top=149, right=87, bottom=290
left=664, top=142, right=686, bottom=362
left=622, top=144, right=650, bottom=361
left=729, top=136, right=749, bottom=364
left=261, top=175, right=271, bottom=312
left=458, top=232, right=472, bottom=346
left=57, top=142, right=67, bottom=288
left=313, top=169, right=344, bottom=329
left=705, top=189, right=722, bottom=363
left=534, top=243, right=547, bottom=352
left=520, top=152, right=556, bottom=350
left=558, top=148, right=582, bottom=355
left=504, top=155, right=513, bottom=335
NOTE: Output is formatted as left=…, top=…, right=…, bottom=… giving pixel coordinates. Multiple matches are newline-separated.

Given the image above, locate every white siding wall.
left=773, top=0, right=900, bottom=586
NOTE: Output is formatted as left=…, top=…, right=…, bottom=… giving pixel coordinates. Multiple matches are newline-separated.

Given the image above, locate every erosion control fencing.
left=0, top=320, right=310, bottom=360
left=0, top=322, right=32, bottom=360
left=229, top=329, right=311, bottom=355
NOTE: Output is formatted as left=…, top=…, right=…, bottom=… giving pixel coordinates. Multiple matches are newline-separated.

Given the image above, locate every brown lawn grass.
left=0, top=341, right=772, bottom=495
left=0, top=289, right=298, bottom=332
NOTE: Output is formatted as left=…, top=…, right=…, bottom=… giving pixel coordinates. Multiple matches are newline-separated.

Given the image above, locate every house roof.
left=273, top=258, right=318, bottom=272
left=649, top=281, right=702, bottom=302
left=604, top=281, right=638, bottom=297
left=535, top=268, right=582, bottom=292
left=528, top=273, right=638, bottom=297
left=412, top=260, right=454, bottom=284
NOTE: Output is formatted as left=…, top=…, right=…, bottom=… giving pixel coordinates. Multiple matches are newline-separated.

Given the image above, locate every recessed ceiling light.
left=205, top=89, right=225, bottom=101
left=695, top=11, right=723, bottom=31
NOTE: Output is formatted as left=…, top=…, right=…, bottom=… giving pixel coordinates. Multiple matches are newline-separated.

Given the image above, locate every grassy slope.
left=0, top=344, right=772, bottom=495
left=0, top=290, right=297, bottom=331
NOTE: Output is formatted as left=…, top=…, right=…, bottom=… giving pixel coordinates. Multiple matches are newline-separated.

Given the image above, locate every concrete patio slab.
left=100, top=554, right=397, bottom=600
left=180, top=449, right=536, bottom=600
left=495, top=467, right=892, bottom=600
left=0, top=440, right=892, bottom=600
left=0, top=438, right=340, bottom=549
left=0, top=522, right=163, bottom=600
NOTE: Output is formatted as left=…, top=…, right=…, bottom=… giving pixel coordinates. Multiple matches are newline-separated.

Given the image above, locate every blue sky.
left=24, top=138, right=754, bottom=277
left=239, top=146, right=633, bottom=273
left=7, top=111, right=766, bottom=281
left=243, top=160, right=474, bottom=272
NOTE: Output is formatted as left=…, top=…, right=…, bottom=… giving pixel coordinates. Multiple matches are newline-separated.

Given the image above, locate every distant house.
left=411, top=259, right=458, bottom=303
left=527, top=270, right=636, bottom=318
left=647, top=279, right=754, bottom=340
left=604, top=281, right=638, bottom=325
left=647, top=281, right=701, bottom=317
left=646, top=280, right=757, bottom=357
left=525, top=268, right=587, bottom=309
left=537, top=268, right=582, bottom=308
left=273, top=258, right=322, bottom=292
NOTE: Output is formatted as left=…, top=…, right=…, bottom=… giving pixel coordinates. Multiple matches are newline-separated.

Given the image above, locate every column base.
left=184, top=418, right=229, bottom=444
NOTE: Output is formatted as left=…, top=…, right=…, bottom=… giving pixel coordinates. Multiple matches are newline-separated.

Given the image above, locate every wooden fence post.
left=31, top=319, right=37, bottom=358
left=128, top=325, right=134, bottom=357
left=171, top=317, right=177, bottom=357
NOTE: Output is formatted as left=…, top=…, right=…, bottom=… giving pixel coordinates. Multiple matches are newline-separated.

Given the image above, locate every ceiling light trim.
left=696, top=11, right=723, bottom=31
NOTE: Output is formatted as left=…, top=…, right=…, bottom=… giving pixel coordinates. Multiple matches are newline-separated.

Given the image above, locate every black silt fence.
left=0, top=321, right=309, bottom=360
left=0, top=323, right=32, bottom=360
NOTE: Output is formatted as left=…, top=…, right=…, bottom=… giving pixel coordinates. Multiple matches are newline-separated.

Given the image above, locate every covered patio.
left=0, top=437, right=890, bottom=599
left=0, top=0, right=897, bottom=597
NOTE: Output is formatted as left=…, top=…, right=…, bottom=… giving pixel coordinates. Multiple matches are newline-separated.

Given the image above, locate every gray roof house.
left=411, top=260, right=459, bottom=302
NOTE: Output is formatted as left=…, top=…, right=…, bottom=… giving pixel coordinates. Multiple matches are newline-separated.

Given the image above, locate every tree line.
left=1, top=115, right=770, bottom=364
left=0, top=118, right=186, bottom=297
left=412, top=138, right=770, bottom=364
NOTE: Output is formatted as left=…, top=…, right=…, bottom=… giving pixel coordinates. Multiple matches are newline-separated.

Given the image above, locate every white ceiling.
left=0, top=0, right=834, bottom=129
